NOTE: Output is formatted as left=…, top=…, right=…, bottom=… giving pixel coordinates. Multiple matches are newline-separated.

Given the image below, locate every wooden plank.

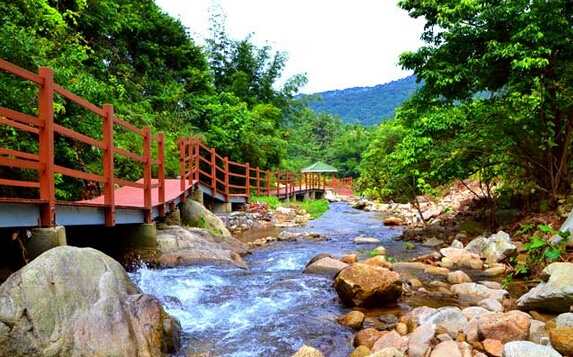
left=0, top=157, right=40, bottom=170
left=228, top=172, right=246, bottom=178
left=0, top=148, right=39, bottom=161
left=102, top=104, right=115, bottom=227
left=157, top=132, right=165, bottom=217
left=143, top=127, right=152, bottom=223
left=113, top=117, right=144, bottom=136
left=54, top=84, right=105, bottom=117
left=178, top=139, right=186, bottom=191
left=115, top=178, right=145, bottom=189
left=54, top=165, right=105, bottom=183
left=0, top=116, right=40, bottom=134
left=54, top=124, right=104, bottom=149
left=0, top=178, right=39, bottom=188
left=0, top=59, right=42, bottom=83
left=0, top=107, right=42, bottom=127
left=38, top=67, right=55, bottom=227
left=114, top=147, right=144, bottom=162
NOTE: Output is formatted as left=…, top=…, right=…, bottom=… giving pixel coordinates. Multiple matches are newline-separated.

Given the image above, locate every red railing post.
left=178, top=138, right=186, bottom=192
left=276, top=171, right=280, bottom=196
left=38, top=67, right=55, bottom=227
left=256, top=167, right=260, bottom=195
left=157, top=132, right=165, bottom=217
left=266, top=170, right=271, bottom=196
left=210, top=147, right=216, bottom=195
left=194, top=140, right=200, bottom=184
left=224, top=156, right=229, bottom=200
left=245, top=163, right=250, bottom=197
left=102, top=104, right=115, bottom=226
left=143, top=127, right=152, bottom=223
left=188, top=138, right=194, bottom=188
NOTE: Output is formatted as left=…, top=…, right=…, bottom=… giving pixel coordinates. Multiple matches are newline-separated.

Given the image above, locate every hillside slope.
left=304, top=75, right=418, bottom=126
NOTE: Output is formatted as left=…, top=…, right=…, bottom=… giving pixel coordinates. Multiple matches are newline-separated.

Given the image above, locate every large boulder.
left=180, top=199, right=233, bottom=239
left=548, top=312, right=573, bottom=356
left=421, top=307, right=467, bottom=338
left=502, top=341, right=562, bottom=357
left=304, top=257, right=349, bottom=279
left=451, top=282, right=509, bottom=304
left=466, top=232, right=517, bottom=264
left=477, top=310, right=531, bottom=343
left=334, top=264, right=402, bottom=307
left=0, top=246, right=180, bottom=357
left=408, top=323, right=436, bottom=357
left=516, top=262, right=573, bottom=312
left=157, top=226, right=247, bottom=268
left=439, top=248, right=483, bottom=270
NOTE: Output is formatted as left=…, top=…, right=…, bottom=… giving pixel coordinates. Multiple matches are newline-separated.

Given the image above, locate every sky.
left=156, top=0, right=426, bottom=94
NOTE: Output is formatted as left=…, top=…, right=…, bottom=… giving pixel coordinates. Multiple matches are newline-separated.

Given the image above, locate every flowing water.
left=131, top=203, right=431, bottom=357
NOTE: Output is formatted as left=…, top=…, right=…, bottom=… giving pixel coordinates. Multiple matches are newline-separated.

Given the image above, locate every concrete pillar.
left=304, top=192, right=310, bottom=200
left=191, top=189, right=204, bottom=205
left=163, top=208, right=181, bottom=226
left=122, top=223, right=157, bottom=249
left=26, top=226, right=67, bottom=260
left=212, top=202, right=232, bottom=214
left=309, top=191, right=316, bottom=200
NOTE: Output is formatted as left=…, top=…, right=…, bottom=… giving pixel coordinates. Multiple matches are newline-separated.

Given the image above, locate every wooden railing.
left=0, top=59, right=168, bottom=227
left=0, top=59, right=352, bottom=228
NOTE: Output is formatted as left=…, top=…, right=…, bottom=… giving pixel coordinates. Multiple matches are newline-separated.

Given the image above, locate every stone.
left=372, top=330, right=408, bottom=353
left=409, top=278, right=423, bottom=289
left=368, top=348, right=405, bottom=357
left=354, top=236, right=381, bottom=244
left=304, top=257, right=349, bottom=279
left=481, top=231, right=517, bottom=264
left=517, top=262, right=573, bottom=313
left=429, top=341, right=462, bottom=357
left=334, top=263, right=402, bottom=307
left=341, top=254, right=358, bottom=264
left=349, top=345, right=371, bottom=357
left=451, top=239, right=464, bottom=249
left=548, top=312, right=573, bottom=356
left=157, top=226, right=248, bottom=268
left=422, top=307, right=468, bottom=338
left=439, top=248, right=483, bottom=270
left=0, top=247, right=180, bottom=357
left=180, top=199, right=233, bottom=239
left=408, top=323, right=436, bottom=357
left=377, top=314, right=399, bottom=330
left=451, top=282, right=508, bottom=304
left=364, top=255, right=393, bottom=269
left=372, top=246, right=387, bottom=256
left=305, top=253, right=335, bottom=267
left=477, top=310, right=531, bottom=343
left=462, top=307, right=490, bottom=320
left=529, top=319, right=548, bottom=344
left=479, top=281, right=502, bottom=290
left=425, top=266, right=450, bottom=276
left=384, top=216, right=405, bottom=226
left=479, top=298, right=504, bottom=312
left=409, top=306, right=438, bottom=325
left=463, top=318, right=480, bottom=343
left=482, top=265, right=506, bottom=276
left=448, top=270, right=472, bottom=284
left=502, top=341, right=562, bottom=357
left=353, top=328, right=385, bottom=348
left=396, top=322, right=408, bottom=335
left=337, top=310, right=365, bottom=329
left=292, top=345, right=324, bottom=357
left=482, top=339, right=503, bottom=357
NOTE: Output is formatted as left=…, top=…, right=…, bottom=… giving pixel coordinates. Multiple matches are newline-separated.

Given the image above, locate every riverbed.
left=131, top=202, right=429, bottom=356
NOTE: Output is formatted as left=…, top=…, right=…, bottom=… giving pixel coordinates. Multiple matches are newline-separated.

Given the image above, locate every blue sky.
left=156, top=0, right=425, bottom=93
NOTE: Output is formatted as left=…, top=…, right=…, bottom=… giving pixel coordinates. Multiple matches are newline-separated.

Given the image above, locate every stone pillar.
left=122, top=223, right=157, bottom=250
left=163, top=208, right=181, bottom=226
left=26, top=226, right=67, bottom=260
left=191, top=189, right=204, bottom=205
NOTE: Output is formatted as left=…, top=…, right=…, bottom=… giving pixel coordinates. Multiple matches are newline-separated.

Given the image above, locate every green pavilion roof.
left=301, top=161, right=338, bottom=173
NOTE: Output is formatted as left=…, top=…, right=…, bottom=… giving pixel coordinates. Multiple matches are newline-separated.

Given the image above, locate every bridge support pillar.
left=26, top=226, right=67, bottom=260
left=191, top=190, right=204, bottom=205
left=308, top=191, right=316, bottom=200
left=212, top=202, right=232, bottom=214
left=123, top=223, right=157, bottom=249
left=163, top=208, right=181, bottom=226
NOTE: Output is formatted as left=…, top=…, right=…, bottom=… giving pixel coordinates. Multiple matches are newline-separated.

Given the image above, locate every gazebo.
left=301, top=161, right=338, bottom=190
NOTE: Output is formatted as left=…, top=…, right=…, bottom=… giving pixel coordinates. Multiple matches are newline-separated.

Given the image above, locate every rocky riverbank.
left=296, top=228, right=573, bottom=357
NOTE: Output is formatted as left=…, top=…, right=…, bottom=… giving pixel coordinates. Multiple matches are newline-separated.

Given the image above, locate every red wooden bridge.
left=0, top=59, right=352, bottom=228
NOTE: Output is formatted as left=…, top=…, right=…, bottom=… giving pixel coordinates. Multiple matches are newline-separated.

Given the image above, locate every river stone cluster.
left=0, top=246, right=180, bottom=357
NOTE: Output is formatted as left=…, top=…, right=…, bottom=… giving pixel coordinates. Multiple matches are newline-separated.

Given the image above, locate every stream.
left=131, top=202, right=432, bottom=356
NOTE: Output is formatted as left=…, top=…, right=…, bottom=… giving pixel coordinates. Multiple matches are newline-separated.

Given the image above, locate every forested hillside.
left=304, top=76, right=418, bottom=125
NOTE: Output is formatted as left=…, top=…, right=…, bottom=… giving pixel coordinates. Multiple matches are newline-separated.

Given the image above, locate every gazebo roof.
left=301, top=161, right=338, bottom=173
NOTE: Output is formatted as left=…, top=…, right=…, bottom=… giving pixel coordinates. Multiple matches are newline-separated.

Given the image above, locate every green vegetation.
left=305, top=76, right=419, bottom=126
left=294, top=199, right=329, bottom=219
left=250, top=195, right=281, bottom=210
left=358, top=0, right=573, bottom=222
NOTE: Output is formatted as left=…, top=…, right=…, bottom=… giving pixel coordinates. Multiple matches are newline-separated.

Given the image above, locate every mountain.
left=303, top=75, right=419, bottom=126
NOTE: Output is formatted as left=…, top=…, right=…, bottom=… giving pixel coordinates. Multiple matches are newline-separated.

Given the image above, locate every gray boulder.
left=0, top=246, right=180, bottom=357
left=180, top=199, right=233, bottom=240
left=421, top=307, right=467, bottom=338
left=516, top=262, right=573, bottom=312
left=502, top=341, right=562, bottom=357
left=466, top=231, right=516, bottom=264
left=303, top=257, right=349, bottom=279
left=157, top=225, right=247, bottom=269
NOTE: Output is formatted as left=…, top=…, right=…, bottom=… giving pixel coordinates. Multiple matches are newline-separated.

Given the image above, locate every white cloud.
left=155, top=0, right=425, bottom=93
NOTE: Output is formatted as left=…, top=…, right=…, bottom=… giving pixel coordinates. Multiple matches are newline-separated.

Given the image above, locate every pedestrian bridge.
left=0, top=59, right=353, bottom=229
